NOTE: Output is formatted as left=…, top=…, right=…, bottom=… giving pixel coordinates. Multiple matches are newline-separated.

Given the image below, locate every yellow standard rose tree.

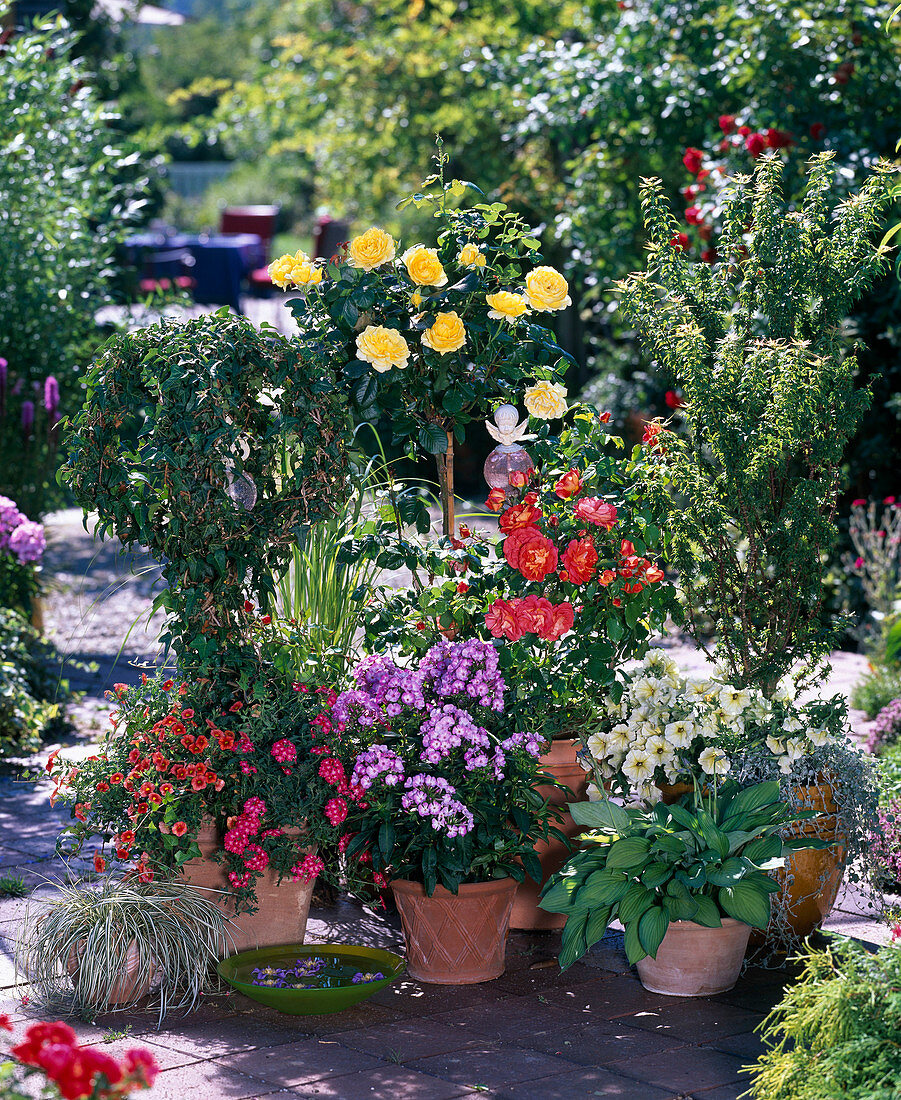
left=270, top=155, right=573, bottom=535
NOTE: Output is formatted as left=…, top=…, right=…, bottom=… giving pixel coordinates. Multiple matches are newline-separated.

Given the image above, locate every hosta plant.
left=540, top=781, right=827, bottom=969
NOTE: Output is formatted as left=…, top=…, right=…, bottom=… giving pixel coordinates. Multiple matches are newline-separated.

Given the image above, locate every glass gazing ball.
left=483, top=445, right=533, bottom=490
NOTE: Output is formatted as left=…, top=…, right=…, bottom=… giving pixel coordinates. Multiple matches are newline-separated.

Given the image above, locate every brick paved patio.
left=0, top=768, right=891, bottom=1100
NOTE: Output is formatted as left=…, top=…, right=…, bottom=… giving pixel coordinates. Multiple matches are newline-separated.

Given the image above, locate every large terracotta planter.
left=754, top=780, right=846, bottom=946
left=179, top=819, right=317, bottom=955
left=510, top=738, right=589, bottom=931
left=391, top=877, right=517, bottom=984
left=635, top=918, right=751, bottom=996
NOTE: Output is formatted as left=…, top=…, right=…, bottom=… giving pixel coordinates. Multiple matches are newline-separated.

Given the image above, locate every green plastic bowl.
left=217, top=943, right=406, bottom=1015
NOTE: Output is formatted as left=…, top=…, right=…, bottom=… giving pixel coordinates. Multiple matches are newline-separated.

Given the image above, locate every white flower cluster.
left=583, top=651, right=835, bottom=799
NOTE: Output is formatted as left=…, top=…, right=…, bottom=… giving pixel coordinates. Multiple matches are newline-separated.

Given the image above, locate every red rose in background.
left=718, top=114, right=736, bottom=134
left=682, top=147, right=704, bottom=174
left=701, top=248, right=718, bottom=264
left=664, top=390, right=684, bottom=409
left=745, top=132, right=767, bottom=157
left=485, top=598, right=523, bottom=641
left=554, top=469, right=583, bottom=499
left=669, top=233, right=690, bottom=252
left=561, top=537, right=598, bottom=585
left=573, top=497, right=618, bottom=530
left=503, top=527, right=559, bottom=581
left=485, top=488, right=506, bottom=512
left=499, top=496, right=543, bottom=533
left=738, top=125, right=751, bottom=136
left=810, top=122, right=825, bottom=140
left=766, top=128, right=793, bottom=149
left=684, top=205, right=703, bottom=225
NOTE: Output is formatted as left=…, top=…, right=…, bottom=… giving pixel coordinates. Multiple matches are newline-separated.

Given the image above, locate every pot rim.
left=390, top=877, right=517, bottom=899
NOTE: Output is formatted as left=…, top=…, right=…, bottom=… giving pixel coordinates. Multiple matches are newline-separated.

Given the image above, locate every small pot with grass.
left=17, top=879, right=231, bottom=1020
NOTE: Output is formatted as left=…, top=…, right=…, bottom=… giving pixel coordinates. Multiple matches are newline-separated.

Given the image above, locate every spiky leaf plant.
left=618, top=153, right=896, bottom=695
left=17, top=880, right=232, bottom=1023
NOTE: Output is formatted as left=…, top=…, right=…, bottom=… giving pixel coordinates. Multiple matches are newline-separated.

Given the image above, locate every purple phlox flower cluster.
left=419, top=639, right=506, bottom=711
left=420, top=702, right=491, bottom=766
left=332, top=687, right=383, bottom=731
left=352, top=652, right=428, bottom=713
left=8, top=521, right=46, bottom=564
left=400, top=774, right=475, bottom=837
left=502, top=730, right=544, bottom=759
left=866, top=698, right=901, bottom=755
left=351, top=743, right=405, bottom=790
left=0, top=496, right=44, bottom=565
left=0, top=496, right=25, bottom=551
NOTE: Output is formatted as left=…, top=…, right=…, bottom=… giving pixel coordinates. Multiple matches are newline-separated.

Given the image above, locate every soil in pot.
left=635, top=918, right=751, bottom=996
left=179, top=819, right=317, bottom=954
left=510, top=738, right=588, bottom=931
left=391, top=877, right=517, bottom=984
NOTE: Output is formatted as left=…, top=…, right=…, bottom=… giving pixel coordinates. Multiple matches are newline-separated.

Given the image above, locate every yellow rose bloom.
left=486, top=291, right=529, bottom=322
left=421, top=311, right=466, bottom=355
left=348, top=228, right=396, bottom=271
left=402, top=245, right=448, bottom=287
left=268, top=250, right=323, bottom=289
left=458, top=243, right=486, bottom=268
left=525, top=266, right=572, bottom=312
left=524, top=380, right=568, bottom=420
left=355, top=325, right=411, bottom=373
left=410, top=292, right=423, bottom=307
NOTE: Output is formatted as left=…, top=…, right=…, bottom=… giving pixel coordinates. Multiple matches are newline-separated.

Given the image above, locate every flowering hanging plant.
left=361, top=403, right=677, bottom=735
left=330, top=639, right=557, bottom=896
left=49, top=653, right=376, bottom=910
left=581, top=650, right=850, bottom=803
left=0, top=1015, right=158, bottom=1100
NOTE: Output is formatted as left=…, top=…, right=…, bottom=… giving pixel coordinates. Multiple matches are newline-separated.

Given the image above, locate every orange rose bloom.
left=499, top=498, right=543, bottom=533
left=598, top=569, right=616, bottom=586
left=554, top=469, right=582, bottom=499
left=573, top=497, right=618, bottom=530
left=485, top=598, right=523, bottom=642
left=545, top=602, right=575, bottom=640
left=645, top=564, right=665, bottom=583
left=503, top=527, right=559, bottom=581
left=485, top=488, right=506, bottom=512
left=561, top=536, right=598, bottom=585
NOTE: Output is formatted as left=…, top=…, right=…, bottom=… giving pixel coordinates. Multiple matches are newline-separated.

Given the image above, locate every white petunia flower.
left=698, top=746, right=730, bottom=776
left=807, top=727, right=831, bottom=747
left=664, top=720, right=696, bottom=749
left=623, top=747, right=657, bottom=784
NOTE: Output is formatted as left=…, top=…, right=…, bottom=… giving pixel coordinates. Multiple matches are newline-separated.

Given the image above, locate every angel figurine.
left=483, top=404, right=535, bottom=489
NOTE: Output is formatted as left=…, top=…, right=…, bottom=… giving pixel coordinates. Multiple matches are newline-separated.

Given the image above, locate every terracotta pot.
left=66, top=939, right=155, bottom=1006
left=391, top=877, right=517, bottom=984
left=635, top=918, right=751, bottom=996
left=510, top=738, right=589, bottom=931
left=752, top=780, right=845, bottom=947
left=656, top=779, right=695, bottom=805
left=179, top=819, right=317, bottom=954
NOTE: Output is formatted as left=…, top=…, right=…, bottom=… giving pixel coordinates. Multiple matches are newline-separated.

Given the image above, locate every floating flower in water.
left=351, top=971, right=385, bottom=984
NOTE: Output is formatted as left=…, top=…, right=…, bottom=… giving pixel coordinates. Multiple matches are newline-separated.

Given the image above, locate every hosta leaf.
left=722, top=782, right=781, bottom=823
left=718, top=881, right=772, bottom=928
left=618, top=883, right=656, bottom=924
left=605, top=836, right=651, bottom=870
left=623, top=916, right=647, bottom=964
left=559, top=911, right=589, bottom=971
left=583, top=868, right=632, bottom=906
left=637, top=905, right=670, bottom=960
left=692, top=895, right=723, bottom=928
left=641, top=861, right=674, bottom=889
left=705, top=857, right=748, bottom=887
left=569, top=799, right=632, bottom=834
